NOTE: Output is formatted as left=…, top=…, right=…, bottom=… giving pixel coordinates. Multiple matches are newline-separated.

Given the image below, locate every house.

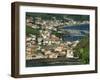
left=66, top=49, right=74, bottom=58
left=26, top=17, right=34, bottom=27
left=72, top=40, right=79, bottom=48
left=48, top=53, right=58, bottom=58
left=26, top=37, right=32, bottom=42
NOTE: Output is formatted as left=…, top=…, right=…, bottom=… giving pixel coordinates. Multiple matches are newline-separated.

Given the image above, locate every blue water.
left=63, top=35, right=84, bottom=41
left=63, top=24, right=89, bottom=31
left=63, top=24, right=89, bottom=41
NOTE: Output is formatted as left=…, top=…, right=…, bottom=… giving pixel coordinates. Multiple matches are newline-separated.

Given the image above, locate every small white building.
left=66, top=49, right=74, bottom=58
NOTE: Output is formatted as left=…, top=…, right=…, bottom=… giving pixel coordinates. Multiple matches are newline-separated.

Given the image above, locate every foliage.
left=74, top=35, right=89, bottom=64
left=66, top=15, right=89, bottom=21
left=51, top=30, right=63, bottom=38
left=26, top=12, right=89, bottom=21
left=26, top=26, right=40, bottom=36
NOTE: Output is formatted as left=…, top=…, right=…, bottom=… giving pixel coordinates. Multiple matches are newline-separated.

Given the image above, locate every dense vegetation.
left=26, top=26, right=40, bottom=36
left=74, top=35, right=89, bottom=64
left=66, top=15, right=89, bottom=21
left=26, top=12, right=89, bottom=21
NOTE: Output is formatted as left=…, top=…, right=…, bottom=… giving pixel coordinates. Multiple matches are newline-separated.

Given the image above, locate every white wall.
left=0, top=0, right=100, bottom=80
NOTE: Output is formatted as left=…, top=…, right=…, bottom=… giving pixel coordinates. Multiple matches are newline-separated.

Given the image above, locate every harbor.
left=26, top=13, right=90, bottom=67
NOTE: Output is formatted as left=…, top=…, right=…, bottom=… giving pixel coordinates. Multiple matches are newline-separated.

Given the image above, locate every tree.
left=26, top=26, right=40, bottom=36
left=74, top=35, right=89, bottom=64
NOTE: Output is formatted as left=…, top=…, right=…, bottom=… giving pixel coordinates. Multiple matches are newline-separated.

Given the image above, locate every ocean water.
left=63, top=24, right=89, bottom=41
left=63, top=24, right=89, bottom=30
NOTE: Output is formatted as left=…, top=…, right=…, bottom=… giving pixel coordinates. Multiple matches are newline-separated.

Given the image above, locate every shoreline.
left=63, top=23, right=89, bottom=28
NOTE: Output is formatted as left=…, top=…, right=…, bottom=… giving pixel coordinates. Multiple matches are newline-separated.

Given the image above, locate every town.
left=26, top=14, right=89, bottom=60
